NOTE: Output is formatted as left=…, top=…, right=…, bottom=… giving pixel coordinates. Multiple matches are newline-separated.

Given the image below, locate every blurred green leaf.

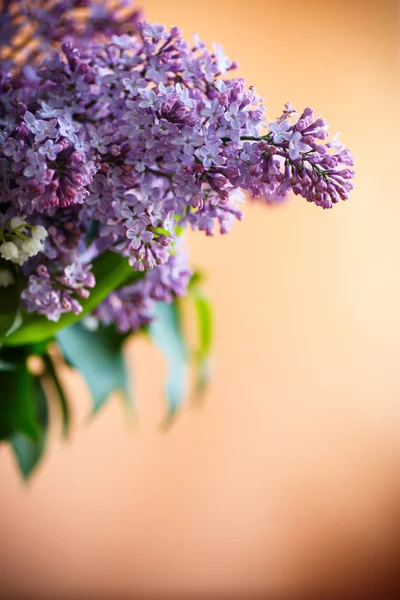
left=0, top=270, right=22, bottom=338
left=56, top=323, right=130, bottom=414
left=10, top=376, right=48, bottom=480
left=3, top=251, right=143, bottom=347
left=26, top=339, right=53, bottom=356
left=0, top=357, right=39, bottom=441
left=85, top=220, right=101, bottom=248
left=43, top=353, right=71, bottom=438
left=192, top=290, right=213, bottom=399
left=149, top=301, right=188, bottom=419
left=4, top=309, right=23, bottom=338
left=0, top=359, right=15, bottom=371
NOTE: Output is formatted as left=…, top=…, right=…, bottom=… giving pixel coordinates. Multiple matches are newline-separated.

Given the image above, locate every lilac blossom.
left=0, top=0, right=354, bottom=328
left=22, top=263, right=95, bottom=322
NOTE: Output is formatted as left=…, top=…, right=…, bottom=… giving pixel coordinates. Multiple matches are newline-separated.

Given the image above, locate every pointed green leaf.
left=149, top=301, right=188, bottom=418
left=0, top=357, right=39, bottom=441
left=3, top=251, right=143, bottom=347
left=0, top=269, right=22, bottom=338
left=43, top=354, right=71, bottom=438
left=10, top=376, right=48, bottom=480
left=56, top=323, right=129, bottom=414
left=192, top=290, right=213, bottom=398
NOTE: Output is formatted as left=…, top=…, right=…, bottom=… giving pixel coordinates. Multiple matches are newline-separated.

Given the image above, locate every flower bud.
left=0, top=269, right=14, bottom=287
left=21, top=237, right=43, bottom=257
left=10, top=216, right=27, bottom=230
left=31, top=225, right=48, bottom=240
left=0, top=241, right=19, bottom=260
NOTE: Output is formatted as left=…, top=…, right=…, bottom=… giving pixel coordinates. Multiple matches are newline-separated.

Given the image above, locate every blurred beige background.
left=1, top=0, right=400, bottom=598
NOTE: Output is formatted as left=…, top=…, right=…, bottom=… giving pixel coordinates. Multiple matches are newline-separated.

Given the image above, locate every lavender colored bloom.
left=287, top=130, right=312, bottom=160
left=38, top=139, right=64, bottom=160
left=198, top=142, right=225, bottom=169
left=3, top=138, right=25, bottom=162
left=22, top=263, right=95, bottom=321
left=0, top=0, right=354, bottom=325
left=269, top=120, right=291, bottom=143
left=24, top=112, right=58, bottom=143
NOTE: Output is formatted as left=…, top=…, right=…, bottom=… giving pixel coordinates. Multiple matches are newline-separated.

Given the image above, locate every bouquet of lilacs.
left=0, top=0, right=354, bottom=478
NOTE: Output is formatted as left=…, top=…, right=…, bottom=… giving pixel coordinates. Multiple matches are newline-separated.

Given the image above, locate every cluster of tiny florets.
left=0, top=216, right=48, bottom=264
left=0, top=0, right=354, bottom=327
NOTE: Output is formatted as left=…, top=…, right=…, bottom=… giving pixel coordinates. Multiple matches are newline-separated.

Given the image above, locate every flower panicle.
left=0, top=0, right=355, bottom=327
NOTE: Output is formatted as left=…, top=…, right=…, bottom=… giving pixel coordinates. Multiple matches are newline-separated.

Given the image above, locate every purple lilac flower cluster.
left=21, top=262, right=95, bottom=321
left=0, top=0, right=354, bottom=331
left=93, top=248, right=192, bottom=333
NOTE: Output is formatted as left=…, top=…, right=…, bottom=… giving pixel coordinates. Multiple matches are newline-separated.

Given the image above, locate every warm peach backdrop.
left=1, top=1, right=400, bottom=598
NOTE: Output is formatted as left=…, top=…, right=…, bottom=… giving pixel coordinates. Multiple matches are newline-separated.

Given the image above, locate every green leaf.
left=56, top=323, right=130, bottom=414
left=149, top=301, right=188, bottom=419
left=10, top=376, right=48, bottom=480
left=25, top=339, right=53, bottom=357
left=3, top=251, right=143, bottom=347
left=192, top=289, right=213, bottom=399
left=43, top=354, right=71, bottom=438
left=0, top=359, right=15, bottom=371
left=0, top=357, right=39, bottom=441
left=85, top=220, right=101, bottom=248
left=0, top=270, right=22, bottom=338
left=5, top=309, right=23, bottom=338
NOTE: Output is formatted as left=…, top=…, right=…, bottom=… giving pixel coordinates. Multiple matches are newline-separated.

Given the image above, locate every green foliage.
left=0, top=266, right=22, bottom=338
left=0, top=345, right=62, bottom=478
left=42, top=354, right=70, bottom=438
left=149, top=301, right=189, bottom=420
left=10, top=377, right=48, bottom=480
left=191, top=289, right=213, bottom=399
left=57, top=323, right=130, bottom=414
left=2, top=251, right=143, bottom=347
left=148, top=280, right=214, bottom=420
left=0, top=268, right=214, bottom=479
left=0, top=354, right=40, bottom=441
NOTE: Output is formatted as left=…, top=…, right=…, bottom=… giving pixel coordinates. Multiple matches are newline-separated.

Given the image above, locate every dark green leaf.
left=0, top=359, right=15, bottom=371
left=5, top=308, right=23, bottom=338
left=56, top=323, right=129, bottom=414
left=149, top=301, right=188, bottom=418
left=10, top=376, right=48, bottom=480
left=85, top=220, right=101, bottom=248
left=0, top=358, right=39, bottom=441
left=43, top=354, right=71, bottom=438
left=0, top=270, right=22, bottom=338
left=3, top=251, right=143, bottom=347
left=26, top=339, right=53, bottom=356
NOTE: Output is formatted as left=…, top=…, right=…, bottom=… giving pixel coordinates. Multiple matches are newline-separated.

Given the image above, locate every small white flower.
left=0, top=241, right=19, bottom=260
left=31, top=225, right=48, bottom=240
left=12, top=250, right=30, bottom=266
left=10, top=216, right=27, bottom=231
left=0, top=269, right=14, bottom=287
left=21, top=237, right=43, bottom=257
